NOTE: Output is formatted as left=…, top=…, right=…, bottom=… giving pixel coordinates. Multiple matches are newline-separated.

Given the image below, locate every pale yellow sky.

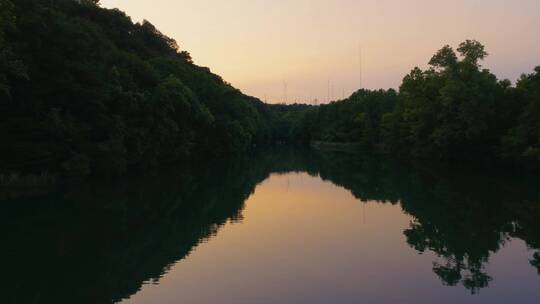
left=101, top=0, right=540, bottom=103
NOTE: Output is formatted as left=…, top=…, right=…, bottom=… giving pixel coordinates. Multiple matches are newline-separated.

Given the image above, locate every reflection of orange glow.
left=123, top=173, right=415, bottom=303
left=102, top=0, right=540, bottom=103
left=121, top=172, right=539, bottom=304
left=243, top=173, right=407, bottom=238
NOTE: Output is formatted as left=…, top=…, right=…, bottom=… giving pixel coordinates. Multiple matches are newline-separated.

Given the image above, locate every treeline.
left=1, top=0, right=539, bottom=179
left=0, top=0, right=289, bottom=178
left=299, top=41, right=540, bottom=165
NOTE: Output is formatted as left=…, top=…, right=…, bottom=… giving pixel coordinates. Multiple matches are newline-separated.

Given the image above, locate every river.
left=2, top=149, right=539, bottom=303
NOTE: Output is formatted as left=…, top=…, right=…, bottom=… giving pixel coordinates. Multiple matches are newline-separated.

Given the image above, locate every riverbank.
left=311, top=141, right=363, bottom=153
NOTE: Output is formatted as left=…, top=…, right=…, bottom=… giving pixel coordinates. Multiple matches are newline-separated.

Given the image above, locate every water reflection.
left=1, top=149, right=539, bottom=303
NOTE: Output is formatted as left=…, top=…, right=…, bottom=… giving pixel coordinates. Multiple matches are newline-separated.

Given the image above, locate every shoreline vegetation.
left=311, top=141, right=364, bottom=153
left=1, top=0, right=539, bottom=190
left=0, top=172, right=56, bottom=187
left=0, top=172, right=57, bottom=200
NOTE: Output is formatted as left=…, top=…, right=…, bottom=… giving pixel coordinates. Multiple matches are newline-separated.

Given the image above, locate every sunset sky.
left=100, top=0, right=540, bottom=103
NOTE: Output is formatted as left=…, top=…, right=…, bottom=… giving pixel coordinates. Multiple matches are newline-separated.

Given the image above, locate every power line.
left=359, top=42, right=363, bottom=91
left=327, top=79, right=330, bottom=103
left=283, top=81, right=288, bottom=104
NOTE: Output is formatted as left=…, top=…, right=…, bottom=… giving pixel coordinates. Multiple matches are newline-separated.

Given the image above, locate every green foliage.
left=396, top=40, right=504, bottom=159
left=502, top=67, right=540, bottom=161
left=457, top=40, right=488, bottom=67
left=0, top=0, right=27, bottom=99
left=429, top=45, right=458, bottom=70
left=300, top=40, right=539, bottom=165
left=303, top=89, right=398, bottom=150
left=1, top=0, right=287, bottom=177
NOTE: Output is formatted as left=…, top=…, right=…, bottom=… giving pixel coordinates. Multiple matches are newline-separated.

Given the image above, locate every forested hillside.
left=0, top=0, right=291, bottom=178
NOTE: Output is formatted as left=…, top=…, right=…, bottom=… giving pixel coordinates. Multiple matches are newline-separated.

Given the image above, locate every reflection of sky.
left=122, top=173, right=540, bottom=304
left=101, top=0, right=540, bottom=103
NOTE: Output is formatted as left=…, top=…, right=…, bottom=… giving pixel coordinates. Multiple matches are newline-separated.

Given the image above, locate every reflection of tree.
left=300, top=151, right=540, bottom=294
left=508, top=198, right=540, bottom=277
left=1, top=148, right=540, bottom=302
left=0, top=156, right=271, bottom=304
left=404, top=219, right=494, bottom=293
left=433, top=261, right=463, bottom=286
left=531, top=252, right=540, bottom=274
left=405, top=215, right=497, bottom=294
left=432, top=258, right=492, bottom=294
left=461, top=266, right=492, bottom=294
left=400, top=188, right=507, bottom=295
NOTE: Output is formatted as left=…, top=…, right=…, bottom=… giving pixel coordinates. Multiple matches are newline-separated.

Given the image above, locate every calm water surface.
left=2, top=150, right=540, bottom=303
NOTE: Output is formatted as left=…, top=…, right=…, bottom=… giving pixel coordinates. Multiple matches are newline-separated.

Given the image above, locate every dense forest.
left=300, top=41, right=540, bottom=166
left=1, top=0, right=539, bottom=182
left=0, top=0, right=295, bottom=179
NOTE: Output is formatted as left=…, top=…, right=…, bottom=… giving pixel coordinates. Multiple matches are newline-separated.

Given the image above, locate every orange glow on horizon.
left=101, top=0, right=540, bottom=103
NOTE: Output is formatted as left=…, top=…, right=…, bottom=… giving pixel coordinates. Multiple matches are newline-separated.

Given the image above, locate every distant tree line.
left=297, top=41, right=540, bottom=166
